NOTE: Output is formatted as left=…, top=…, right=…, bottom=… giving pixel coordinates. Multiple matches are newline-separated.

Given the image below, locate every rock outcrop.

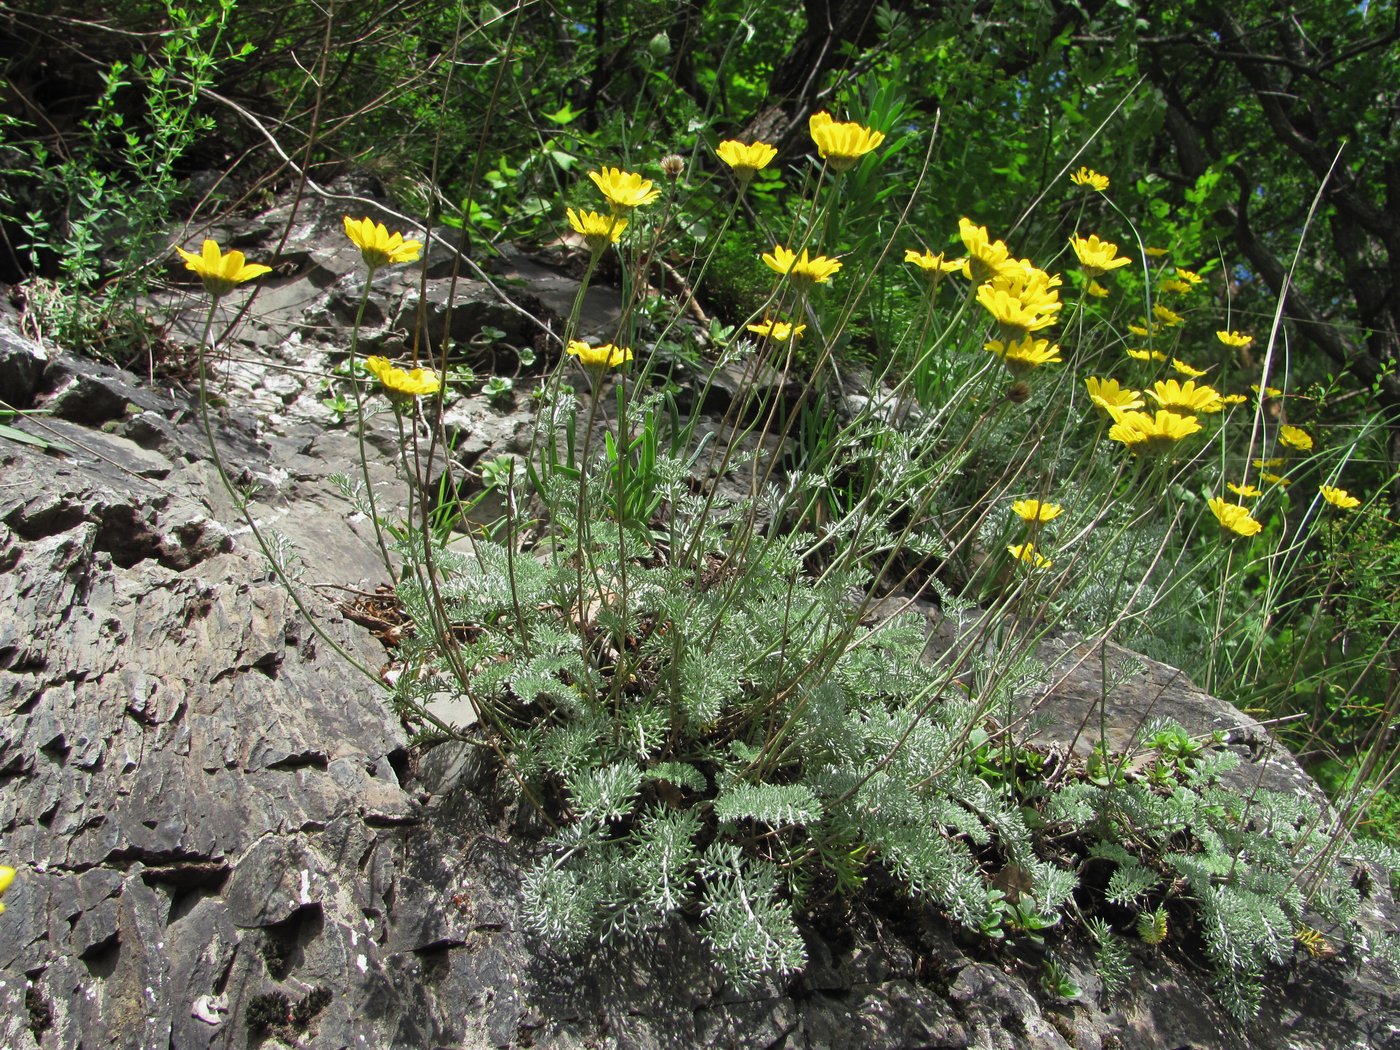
left=1, top=188, right=1396, bottom=1049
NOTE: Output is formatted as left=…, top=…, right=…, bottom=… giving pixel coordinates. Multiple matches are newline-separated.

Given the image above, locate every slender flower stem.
left=347, top=270, right=398, bottom=584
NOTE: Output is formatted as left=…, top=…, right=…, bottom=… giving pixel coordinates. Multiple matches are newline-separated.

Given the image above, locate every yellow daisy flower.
left=566, top=208, right=627, bottom=253
left=1069, top=233, right=1131, bottom=277
left=1217, top=330, right=1254, bottom=348
left=1176, top=268, right=1204, bottom=285
left=808, top=111, right=885, bottom=172
left=905, top=248, right=964, bottom=282
left=1227, top=483, right=1262, bottom=499
left=364, top=355, right=441, bottom=398
left=174, top=239, right=272, bottom=298
left=1152, top=303, right=1186, bottom=327
left=1087, top=280, right=1110, bottom=298
left=1125, top=348, right=1168, bottom=363
left=958, top=218, right=1014, bottom=281
left=984, top=335, right=1062, bottom=375
left=1011, top=499, right=1064, bottom=523
left=588, top=167, right=662, bottom=211
left=1108, top=409, right=1203, bottom=454
left=1069, top=167, right=1109, bottom=192
left=1008, top=542, right=1053, bottom=568
left=1160, top=278, right=1193, bottom=295
left=761, top=244, right=842, bottom=287
left=1171, top=359, right=1208, bottom=378
left=746, top=319, right=806, bottom=342
left=343, top=216, right=423, bottom=271
left=566, top=340, right=633, bottom=369
left=716, top=140, right=778, bottom=179
left=1144, top=246, right=1170, bottom=258
left=1260, top=471, right=1291, bottom=487
left=1147, top=379, right=1224, bottom=414
left=1085, top=377, right=1144, bottom=419
left=1279, top=425, right=1313, bottom=451
left=1209, top=497, right=1263, bottom=537
left=1319, top=484, right=1361, bottom=509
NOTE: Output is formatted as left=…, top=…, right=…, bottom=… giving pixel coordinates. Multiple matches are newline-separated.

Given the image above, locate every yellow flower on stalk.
left=566, top=340, right=633, bottom=369
left=958, top=218, right=1014, bottom=281
left=588, top=167, right=661, bottom=212
left=174, top=239, right=272, bottom=298
left=1252, top=384, right=1283, bottom=398
left=1070, top=167, right=1109, bottom=192
left=1171, top=358, right=1208, bottom=378
left=364, top=355, right=441, bottom=398
left=1012, top=499, right=1064, bottom=523
left=1319, top=484, right=1361, bottom=509
left=1108, top=409, right=1203, bottom=454
left=1220, top=393, right=1248, bottom=405
left=343, top=216, right=423, bottom=271
left=1126, top=347, right=1168, bottom=363
left=1279, top=424, right=1313, bottom=451
left=1160, top=278, right=1193, bottom=295
left=1176, top=268, right=1204, bottom=285
left=905, top=248, right=964, bottom=283
left=566, top=208, right=627, bottom=253
left=1069, top=233, right=1131, bottom=277
left=746, top=319, right=806, bottom=342
left=1152, top=303, right=1186, bottom=327
left=0, top=864, right=14, bottom=914
left=1087, top=280, right=1110, bottom=298
left=761, top=244, right=842, bottom=287
left=1147, top=379, right=1225, bottom=414
left=1261, top=471, right=1291, bottom=487
left=1252, top=457, right=1284, bottom=469
left=978, top=264, right=1063, bottom=338
left=1128, top=319, right=1155, bottom=338
left=716, top=140, right=778, bottom=180
left=1217, top=330, right=1254, bottom=348
left=1227, top=482, right=1262, bottom=499
left=1085, top=377, right=1144, bottom=418
left=1144, top=246, right=1170, bottom=258
left=1007, top=542, right=1053, bottom=569
left=808, top=111, right=885, bottom=171
left=984, top=335, right=1062, bottom=375
left=1209, top=497, right=1263, bottom=538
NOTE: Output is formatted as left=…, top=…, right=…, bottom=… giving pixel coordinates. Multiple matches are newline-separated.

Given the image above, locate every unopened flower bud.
left=660, top=154, right=685, bottom=180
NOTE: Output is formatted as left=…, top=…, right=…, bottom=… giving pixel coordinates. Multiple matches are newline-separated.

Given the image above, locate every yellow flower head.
left=1108, top=409, right=1203, bottom=454
left=1085, top=377, right=1144, bottom=419
left=566, top=340, right=632, bottom=369
left=1319, top=484, right=1361, bottom=510
left=1008, top=542, right=1053, bottom=569
left=1069, top=233, right=1131, bottom=277
left=364, top=355, right=441, bottom=398
left=1217, top=330, right=1254, bottom=348
left=1128, top=319, right=1155, bottom=338
left=1220, top=393, right=1248, bottom=405
left=958, top=218, right=1014, bottom=281
left=1147, top=379, right=1224, bottom=414
left=905, top=248, right=964, bottom=283
left=1252, top=457, right=1285, bottom=469
left=1171, top=358, right=1208, bottom=378
left=1070, top=166, right=1109, bottom=192
left=1087, top=279, right=1110, bottom=298
left=1260, top=471, right=1291, bottom=487
left=0, top=864, right=14, bottom=914
left=746, top=319, right=806, bottom=342
left=1176, top=267, right=1204, bottom=285
left=1144, top=246, right=1170, bottom=258
left=977, top=264, right=1063, bottom=338
left=1125, top=347, right=1169, bottom=363
left=588, top=167, right=662, bottom=212
left=808, top=111, right=885, bottom=172
left=761, top=244, right=842, bottom=287
left=1227, top=482, right=1261, bottom=499
left=175, top=239, right=272, bottom=298
left=716, top=139, right=778, bottom=178
left=984, top=335, right=1062, bottom=375
left=343, top=216, right=423, bottom=271
left=1160, top=279, right=1193, bottom=295
left=1278, top=424, right=1313, bottom=451
left=1152, top=303, right=1186, bottom=327
left=567, top=208, right=627, bottom=253
left=1209, top=497, right=1263, bottom=538
left=1012, top=499, right=1064, bottom=524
